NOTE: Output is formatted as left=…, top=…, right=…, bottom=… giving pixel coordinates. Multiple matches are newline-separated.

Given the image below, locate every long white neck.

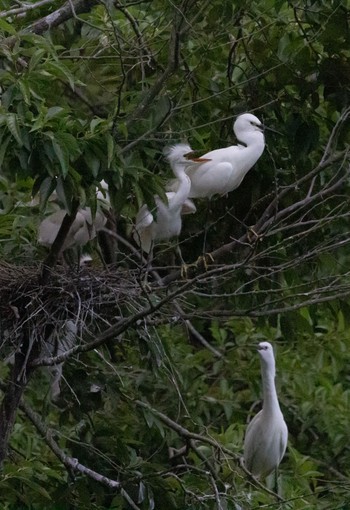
left=170, top=166, right=191, bottom=210
left=236, top=130, right=265, bottom=149
left=261, top=361, right=281, bottom=415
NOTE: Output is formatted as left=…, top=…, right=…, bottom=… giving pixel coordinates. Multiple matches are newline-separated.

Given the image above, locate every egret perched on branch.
left=38, top=181, right=109, bottom=252
left=134, top=144, right=209, bottom=255
left=38, top=207, right=107, bottom=250
left=169, top=113, right=266, bottom=198
left=243, top=342, right=288, bottom=480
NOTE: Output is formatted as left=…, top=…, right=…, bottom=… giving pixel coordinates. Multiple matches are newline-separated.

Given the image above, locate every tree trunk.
left=0, top=334, right=38, bottom=466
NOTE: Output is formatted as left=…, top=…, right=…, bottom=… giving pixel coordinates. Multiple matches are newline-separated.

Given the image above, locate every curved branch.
left=0, top=0, right=55, bottom=19
left=26, top=0, right=99, bottom=34
left=134, top=400, right=283, bottom=501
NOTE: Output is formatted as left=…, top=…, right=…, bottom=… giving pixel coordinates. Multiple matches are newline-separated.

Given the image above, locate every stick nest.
left=0, top=262, right=145, bottom=358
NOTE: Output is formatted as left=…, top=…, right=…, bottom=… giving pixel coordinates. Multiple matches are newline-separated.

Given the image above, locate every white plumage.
left=243, top=341, right=288, bottom=479
left=38, top=181, right=109, bottom=252
left=169, top=113, right=266, bottom=198
left=96, top=179, right=110, bottom=205
left=38, top=208, right=107, bottom=250
left=133, top=144, right=205, bottom=254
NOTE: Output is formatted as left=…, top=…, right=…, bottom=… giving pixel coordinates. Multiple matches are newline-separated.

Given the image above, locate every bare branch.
left=0, top=0, right=55, bottom=18
left=14, top=389, right=121, bottom=490
left=0, top=351, right=32, bottom=466
left=40, top=200, right=80, bottom=283
left=161, top=150, right=349, bottom=285
left=25, top=0, right=98, bottom=34
left=30, top=274, right=197, bottom=367
left=121, top=0, right=190, bottom=131
left=134, top=400, right=283, bottom=501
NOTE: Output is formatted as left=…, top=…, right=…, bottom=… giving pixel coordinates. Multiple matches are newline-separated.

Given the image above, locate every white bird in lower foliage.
left=133, top=144, right=209, bottom=254
left=169, top=113, right=266, bottom=198
left=38, top=207, right=106, bottom=251
left=243, top=341, right=288, bottom=479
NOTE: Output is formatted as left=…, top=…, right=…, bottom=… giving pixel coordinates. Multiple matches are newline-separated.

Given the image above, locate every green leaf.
left=6, top=114, right=23, bottom=146
left=51, top=132, right=80, bottom=176
left=90, top=118, right=105, bottom=133
left=28, top=48, right=47, bottom=71
left=56, top=176, right=75, bottom=212
left=52, top=138, right=69, bottom=176
left=0, top=18, right=17, bottom=35
left=106, top=133, right=114, bottom=168
left=18, top=80, right=31, bottom=105
left=0, top=134, right=11, bottom=170
left=45, top=107, right=65, bottom=121
left=46, top=61, right=76, bottom=90
left=38, top=176, right=57, bottom=211
left=84, top=150, right=100, bottom=178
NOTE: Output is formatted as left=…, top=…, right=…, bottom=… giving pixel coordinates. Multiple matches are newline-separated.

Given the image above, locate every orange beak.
left=190, top=157, right=212, bottom=162
left=184, top=151, right=211, bottom=163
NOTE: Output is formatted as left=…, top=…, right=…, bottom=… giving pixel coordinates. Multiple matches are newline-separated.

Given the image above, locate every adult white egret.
left=243, top=341, right=288, bottom=479
left=133, top=144, right=208, bottom=254
left=38, top=207, right=107, bottom=251
left=169, top=113, right=266, bottom=198
left=38, top=180, right=109, bottom=252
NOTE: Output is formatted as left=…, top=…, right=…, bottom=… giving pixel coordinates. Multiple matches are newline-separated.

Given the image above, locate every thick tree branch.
left=0, top=334, right=39, bottom=466
left=18, top=395, right=121, bottom=489
left=40, top=200, right=80, bottom=284
left=26, top=0, right=99, bottom=34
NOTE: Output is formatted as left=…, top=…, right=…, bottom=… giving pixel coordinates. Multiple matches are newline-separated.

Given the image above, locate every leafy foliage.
left=1, top=0, right=350, bottom=508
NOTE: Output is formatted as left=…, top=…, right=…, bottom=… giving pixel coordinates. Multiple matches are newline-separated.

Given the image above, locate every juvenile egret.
left=133, top=144, right=208, bottom=254
left=169, top=113, right=266, bottom=198
left=243, top=341, right=288, bottom=479
left=38, top=208, right=107, bottom=251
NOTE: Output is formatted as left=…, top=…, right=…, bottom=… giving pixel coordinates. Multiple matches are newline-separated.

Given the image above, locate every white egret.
left=133, top=144, right=208, bottom=254
left=243, top=341, right=288, bottom=479
left=169, top=113, right=266, bottom=198
left=38, top=181, right=109, bottom=252
left=38, top=207, right=107, bottom=251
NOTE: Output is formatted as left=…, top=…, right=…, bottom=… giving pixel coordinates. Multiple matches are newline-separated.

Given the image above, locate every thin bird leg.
left=247, top=226, right=263, bottom=244
left=174, top=242, right=191, bottom=279
left=143, top=242, right=154, bottom=284
left=180, top=251, right=214, bottom=278
left=202, top=197, right=211, bottom=254
left=94, top=243, right=109, bottom=270
left=264, top=467, right=281, bottom=493
left=274, top=467, right=283, bottom=497
left=195, top=252, right=214, bottom=271
left=175, top=241, right=185, bottom=264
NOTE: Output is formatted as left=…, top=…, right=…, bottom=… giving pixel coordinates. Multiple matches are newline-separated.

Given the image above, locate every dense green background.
left=1, top=0, right=350, bottom=508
